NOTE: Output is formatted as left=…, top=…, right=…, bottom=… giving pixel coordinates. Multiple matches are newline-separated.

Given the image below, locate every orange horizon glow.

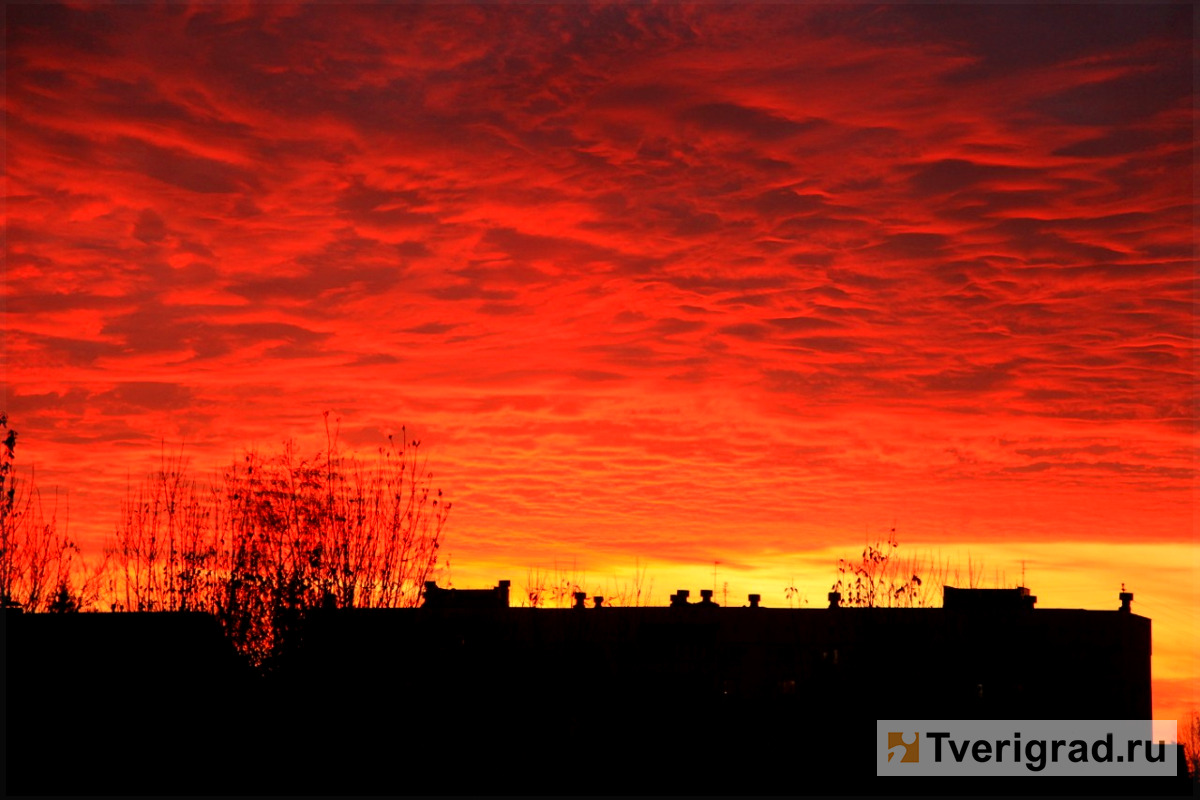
left=4, top=4, right=1196, bottom=724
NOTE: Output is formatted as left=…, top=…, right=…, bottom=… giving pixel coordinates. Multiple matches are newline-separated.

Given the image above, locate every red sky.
left=4, top=4, right=1196, bottom=721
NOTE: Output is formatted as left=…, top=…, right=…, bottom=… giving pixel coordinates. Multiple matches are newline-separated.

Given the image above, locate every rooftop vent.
left=1119, top=588, right=1133, bottom=613
left=670, top=590, right=691, bottom=607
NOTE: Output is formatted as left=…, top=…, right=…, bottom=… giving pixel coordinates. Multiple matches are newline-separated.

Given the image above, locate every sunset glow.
left=4, top=4, right=1196, bottom=722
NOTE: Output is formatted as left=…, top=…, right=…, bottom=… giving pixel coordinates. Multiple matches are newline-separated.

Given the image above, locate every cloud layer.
left=5, top=3, right=1193, bottom=609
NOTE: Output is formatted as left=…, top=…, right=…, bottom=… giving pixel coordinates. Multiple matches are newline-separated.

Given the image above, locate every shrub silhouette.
left=831, top=528, right=925, bottom=607
left=109, top=415, right=450, bottom=666
left=520, top=559, right=655, bottom=608
left=831, top=528, right=1004, bottom=608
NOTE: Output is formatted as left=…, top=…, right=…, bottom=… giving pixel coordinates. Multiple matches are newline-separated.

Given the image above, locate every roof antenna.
left=1021, top=559, right=1026, bottom=588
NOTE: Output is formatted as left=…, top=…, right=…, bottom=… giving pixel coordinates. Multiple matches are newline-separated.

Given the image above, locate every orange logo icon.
left=887, top=732, right=919, bottom=763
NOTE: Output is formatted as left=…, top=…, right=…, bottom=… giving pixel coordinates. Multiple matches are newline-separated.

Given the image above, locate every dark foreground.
left=5, top=605, right=1192, bottom=796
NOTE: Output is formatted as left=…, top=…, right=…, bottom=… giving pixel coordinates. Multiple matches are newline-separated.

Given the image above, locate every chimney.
left=573, top=591, right=587, bottom=610
left=699, top=589, right=716, bottom=606
left=670, top=590, right=690, bottom=607
left=748, top=594, right=761, bottom=608
left=1119, top=590, right=1133, bottom=613
left=497, top=580, right=511, bottom=608
left=593, top=596, right=604, bottom=608
left=828, top=591, right=841, bottom=609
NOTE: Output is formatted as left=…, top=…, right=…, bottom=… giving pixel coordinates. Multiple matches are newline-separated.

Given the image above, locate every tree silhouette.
left=1182, top=712, right=1200, bottom=785
left=0, top=413, right=100, bottom=612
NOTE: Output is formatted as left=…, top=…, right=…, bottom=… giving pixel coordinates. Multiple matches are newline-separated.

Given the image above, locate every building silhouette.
left=6, top=583, right=1184, bottom=796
